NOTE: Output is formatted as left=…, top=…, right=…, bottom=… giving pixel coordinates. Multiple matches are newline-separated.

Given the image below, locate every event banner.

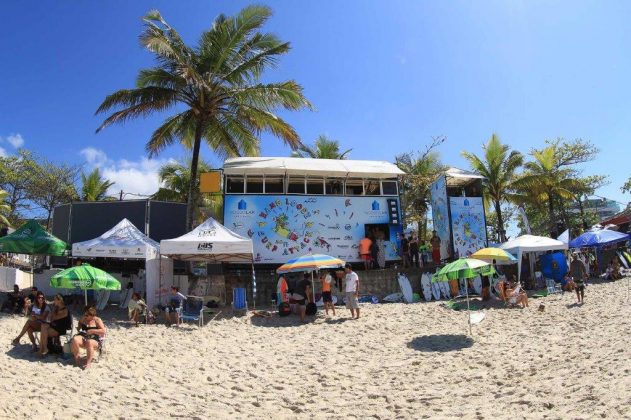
left=429, top=175, right=450, bottom=260
left=448, top=197, right=487, bottom=257
left=224, top=195, right=402, bottom=264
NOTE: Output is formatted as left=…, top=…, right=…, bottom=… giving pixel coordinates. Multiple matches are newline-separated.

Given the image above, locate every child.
left=320, top=271, right=335, bottom=316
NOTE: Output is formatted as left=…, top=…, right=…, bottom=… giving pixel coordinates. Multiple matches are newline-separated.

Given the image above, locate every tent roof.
left=444, top=167, right=485, bottom=187
left=568, top=229, right=629, bottom=248
left=499, top=234, right=568, bottom=253
left=160, top=217, right=253, bottom=263
left=0, top=220, right=68, bottom=256
left=223, top=157, right=404, bottom=179
left=72, top=218, right=159, bottom=259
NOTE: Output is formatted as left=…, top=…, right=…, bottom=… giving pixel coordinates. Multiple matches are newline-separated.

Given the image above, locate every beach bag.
left=278, top=302, right=291, bottom=317
left=305, top=302, right=317, bottom=316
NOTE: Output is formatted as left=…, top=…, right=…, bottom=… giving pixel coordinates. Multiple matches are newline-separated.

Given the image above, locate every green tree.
left=0, top=150, right=37, bottom=223
left=28, top=159, right=79, bottom=229
left=461, top=133, right=523, bottom=242
left=567, top=175, right=608, bottom=230
left=292, top=135, right=351, bottom=159
left=395, top=136, right=446, bottom=238
left=96, top=6, right=312, bottom=231
left=622, top=177, right=631, bottom=194
left=81, top=168, right=115, bottom=201
left=0, top=189, right=12, bottom=227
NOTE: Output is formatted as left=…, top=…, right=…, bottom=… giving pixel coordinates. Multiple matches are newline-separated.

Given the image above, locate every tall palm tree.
left=461, top=134, right=523, bottom=242
left=292, top=135, right=352, bottom=159
left=96, top=6, right=312, bottom=230
left=81, top=168, right=115, bottom=201
left=0, top=189, right=12, bottom=227
left=513, top=146, right=579, bottom=237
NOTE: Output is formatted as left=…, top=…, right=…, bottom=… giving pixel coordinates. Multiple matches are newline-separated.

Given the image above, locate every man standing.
left=294, top=273, right=312, bottom=322
left=359, top=235, right=373, bottom=270
left=570, top=253, right=587, bottom=303
left=399, top=233, right=410, bottom=268
left=344, top=263, right=360, bottom=319
left=320, top=271, right=335, bottom=316
left=430, top=230, right=442, bottom=265
left=409, top=233, right=419, bottom=268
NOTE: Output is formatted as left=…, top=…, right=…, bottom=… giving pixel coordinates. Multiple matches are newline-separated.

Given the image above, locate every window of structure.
left=364, top=179, right=381, bottom=196
left=265, top=176, right=284, bottom=194
left=287, top=176, right=306, bottom=194
left=245, top=176, right=264, bottom=194
left=381, top=180, right=398, bottom=195
left=325, top=178, right=344, bottom=195
left=226, top=176, right=244, bottom=194
left=345, top=178, right=364, bottom=195
left=306, top=177, right=324, bottom=195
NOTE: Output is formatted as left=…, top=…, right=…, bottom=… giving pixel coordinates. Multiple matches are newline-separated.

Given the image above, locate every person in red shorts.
left=359, top=235, right=372, bottom=270
left=430, top=230, right=441, bottom=264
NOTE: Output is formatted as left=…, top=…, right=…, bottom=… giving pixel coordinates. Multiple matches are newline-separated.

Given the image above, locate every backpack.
left=278, top=302, right=291, bottom=317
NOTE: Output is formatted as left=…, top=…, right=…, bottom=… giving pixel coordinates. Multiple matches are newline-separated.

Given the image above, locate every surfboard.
left=315, top=295, right=338, bottom=307
left=383, top=292, right=403, bottom=303
left=96, top=290, right=110, bottom=311
left=618, top=252, right=629, bottom=269
left=397, top=273, right=414, bottom=303
left=421, top=273, right=432, bottom=301
left=276, top=276, right=288, bottom=304
left=472, top=275, right=482, bottom=295
left=439, top=281, right=451, bottom=299
left=624, top=251, right=631, bottom=265
left=431, top=281, right=441, bottom=301
left=119, top=288, right=133, bottom=309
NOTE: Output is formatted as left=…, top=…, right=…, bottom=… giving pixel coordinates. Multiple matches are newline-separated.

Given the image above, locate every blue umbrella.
left=569, top=230, right=629, bottom=248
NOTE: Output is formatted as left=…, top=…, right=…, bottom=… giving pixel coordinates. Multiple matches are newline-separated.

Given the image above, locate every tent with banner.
left=160, top=217, right=254, bottom=307
left=500, top=235, right=568, bottom=283
left=71, top=218, right=166, bottom=309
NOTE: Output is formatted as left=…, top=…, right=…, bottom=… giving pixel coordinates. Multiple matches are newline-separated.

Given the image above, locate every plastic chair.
left=232, top=288, right=247, bottom=313
left=545, top=278, right=562, bottom=295
left=180, top=296, right=205, bottom=327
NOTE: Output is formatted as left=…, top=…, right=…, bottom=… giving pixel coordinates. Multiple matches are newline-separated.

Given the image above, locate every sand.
left=1, top=279, right=630, bottom=419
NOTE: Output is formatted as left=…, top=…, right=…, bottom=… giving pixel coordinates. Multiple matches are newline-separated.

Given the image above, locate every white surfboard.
left=383, top=292, right=404, bottom=303
left=439, top=281, right=451, bottom=299
left=398, top=273, right=414, bottom=303
left=119, top=288, right=133, bottom=309
left=96, top=290, right=110, bottom=311
left=421, top=273, right=433, bottom=301
left=431, top=281, right=441, bottom=301
left=472, top=275, right=482, bottom=295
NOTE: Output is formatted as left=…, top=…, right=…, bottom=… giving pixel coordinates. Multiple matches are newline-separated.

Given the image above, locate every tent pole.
left=466, top=278, right=471, bottom=336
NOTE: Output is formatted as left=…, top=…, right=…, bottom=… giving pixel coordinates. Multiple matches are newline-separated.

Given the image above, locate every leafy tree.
left=485, top=205, right=516, bottom=243
left=291, top=135, right=352, bottom=159
left=622, top=177, right=631, bottom=194
left=96, top=6, right=312, bottom=231
left=28, top=159, right=79, bottom=229
left=0, top=150, right=37, bottom=223
left=461, top=133, right=523, bottom=242
left=0, top=189, right=12, bottom=227
left=395, top=136, right=446, bottom=238
left=567, top=175, right=608, bottom=230
left=81, top=168, right=115, bottom=201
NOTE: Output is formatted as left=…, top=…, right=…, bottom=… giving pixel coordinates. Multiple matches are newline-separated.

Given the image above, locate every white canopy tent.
left=500, top=235, right=568, bottom=282
left=160, top=218, right=255, bottom=307
left=71, top=218, right=168, bottom=308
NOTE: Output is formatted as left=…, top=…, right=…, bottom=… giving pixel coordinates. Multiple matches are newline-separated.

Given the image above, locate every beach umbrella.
left=0, top=220, right=68, bottom=256
left=470, top=247, right=517, bottom=263
left=50, top=264, right=121, bottom=305
left=277, top=254, right=345, bottom=274
left=432, top=258, right=494, bottom=335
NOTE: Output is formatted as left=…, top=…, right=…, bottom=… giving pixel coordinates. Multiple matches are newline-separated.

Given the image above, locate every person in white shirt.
left=344, top=263, right=360, bottom=319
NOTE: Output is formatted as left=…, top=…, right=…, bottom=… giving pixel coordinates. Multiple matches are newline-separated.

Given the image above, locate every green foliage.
left=81, top=168, right=115, bottom=201
left=96, top=5, right=311, bottom=230
left=28, top=158, right=79, bottom=229
left=0, top=150, right=37, bottom=223
left=622, top=177, right=631, bottom=194
left=0, top=189, right=12, bottom=227
left=292, top=135, right=352, bottom=159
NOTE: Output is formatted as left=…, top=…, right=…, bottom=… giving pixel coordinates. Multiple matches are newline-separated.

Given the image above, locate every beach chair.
left=232, top=287, right=248, bottom=314
left=545, top=278, right=562, bottom=296
left=180, top=296, right=205, bottom=327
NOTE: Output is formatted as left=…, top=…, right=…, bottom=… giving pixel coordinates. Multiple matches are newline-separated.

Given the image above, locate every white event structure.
left=500, top=234, right=568, bottom=282
left=72, top=218, right=169, bottom=308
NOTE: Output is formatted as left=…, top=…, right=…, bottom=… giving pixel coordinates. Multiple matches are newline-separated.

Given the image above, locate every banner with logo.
left=430, top=175, right=450, bottom=260
left=224, top=195, right=402, bottom=264
left=449, top=197, right=487, bottom=257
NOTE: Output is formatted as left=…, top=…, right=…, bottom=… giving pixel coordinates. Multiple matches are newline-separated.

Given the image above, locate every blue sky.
left=0, top=0, right=629, bottom=208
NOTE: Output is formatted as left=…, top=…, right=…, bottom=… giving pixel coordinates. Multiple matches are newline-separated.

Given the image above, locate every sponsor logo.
left=197, top=228, right=217, bottom=237
left=197, top=242, right=213, bottom=251
left=237, top=199, right=247, bottom=210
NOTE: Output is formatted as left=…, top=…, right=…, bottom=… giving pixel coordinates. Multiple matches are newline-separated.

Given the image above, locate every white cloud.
left=0, top=146, right=7, bottom=158
left=6, top=133, right=24, bottom=148
left=79, top=147, right=174, bottom=198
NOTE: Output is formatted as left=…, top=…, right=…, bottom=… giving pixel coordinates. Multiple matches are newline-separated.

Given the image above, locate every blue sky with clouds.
left=0, top=1, right=629, bottom=208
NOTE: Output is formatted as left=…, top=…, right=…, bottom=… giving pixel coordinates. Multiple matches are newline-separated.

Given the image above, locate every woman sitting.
left=505, top=282, right=529, bottom=308
left=128, top=292, right=147, bottom=326
left=71, top=306, right=106, bottom=369
left=12, top=291, right=50, bottom=351
left=38, top=294, right=71, bottom=357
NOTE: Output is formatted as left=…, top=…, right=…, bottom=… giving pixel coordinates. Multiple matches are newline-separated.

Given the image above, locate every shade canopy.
left=470, top=247, right=517, bottom=263
left=500, top=235, right=568, bottom=282
left=277, top=254, right=345, bottom=274
left=432, top=258, right=494, bottom=282
left=0, top=220, right=68, bottom=256
left=50, top=264, right=121, bottom=290
left=72, top=218, right=159, bottom=259
left=160, top=217, right=253, bottom=262
left=569, top=229, right=629, bottom=248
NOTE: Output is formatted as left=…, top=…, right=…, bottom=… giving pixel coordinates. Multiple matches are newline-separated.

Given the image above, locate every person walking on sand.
left=344, top=263, right=360, bottom=319
left=320, top=271, right=335, bottom=316
left=430, top=230, right=441, bottom=265
left=570, top=253, right=587, bottom=303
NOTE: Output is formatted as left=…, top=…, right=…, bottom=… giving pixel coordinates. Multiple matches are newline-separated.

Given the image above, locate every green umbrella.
left=50, top=264, right=121, bottom=305
left=0, top=220, right=68, bottom=256
left=432, top=258, right=494, bottom=336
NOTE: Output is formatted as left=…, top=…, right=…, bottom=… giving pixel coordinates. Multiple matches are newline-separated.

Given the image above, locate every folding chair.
left=180, top=296, right=205, bottom=327
left=545, top=278, right=562, bottom=296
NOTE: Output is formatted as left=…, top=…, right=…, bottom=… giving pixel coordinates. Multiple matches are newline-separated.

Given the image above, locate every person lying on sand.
left=12, top=291, right=50, bottom=351
left=71, top=306, right=106, bottom=369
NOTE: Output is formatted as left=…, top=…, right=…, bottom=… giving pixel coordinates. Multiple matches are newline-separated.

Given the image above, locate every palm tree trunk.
left=186, top=121, right=204, bottom=232
left=548, top=191, right=556, bottom=237
left=494, top=200, right=506, bottom=243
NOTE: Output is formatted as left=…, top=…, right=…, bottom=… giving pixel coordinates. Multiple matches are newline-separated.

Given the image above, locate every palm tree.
left=81, top=168, right=115, bottom=201
left=513, top=146, right=580, bottom=237
left=0, top=189, right=12, bottom=227
left=292, top=135, right=352, bottom=159
left=461, top=134, right=523, bottom=242
left=152, top=159, right=223, bottom=222
left=96, top=6, right=312, bottom=230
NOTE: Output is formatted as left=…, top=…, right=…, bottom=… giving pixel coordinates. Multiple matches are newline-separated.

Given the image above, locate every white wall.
left=0, top=267, right=33, bottom=291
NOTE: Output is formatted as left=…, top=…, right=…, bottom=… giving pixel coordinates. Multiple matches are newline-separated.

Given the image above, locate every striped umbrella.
left=277, top=254, right=345, bottom=274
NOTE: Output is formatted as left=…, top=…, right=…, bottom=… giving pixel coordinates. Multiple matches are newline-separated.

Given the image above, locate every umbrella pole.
left=311, top=270, right=315, bottom=304
left=466, top=281, right=472, bottom=336
left=84, top=289, right=88, bottom=307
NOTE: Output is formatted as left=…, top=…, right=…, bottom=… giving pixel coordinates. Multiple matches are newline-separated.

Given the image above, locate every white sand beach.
left=1, top=279, right=630, bottom=419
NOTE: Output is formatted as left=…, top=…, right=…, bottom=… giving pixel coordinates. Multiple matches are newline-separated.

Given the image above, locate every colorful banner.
left=224, top=195, right=402, bottom=264
left=430, top=175, right=450, bottom=260
left=449, top=197, right=487, bottom=257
